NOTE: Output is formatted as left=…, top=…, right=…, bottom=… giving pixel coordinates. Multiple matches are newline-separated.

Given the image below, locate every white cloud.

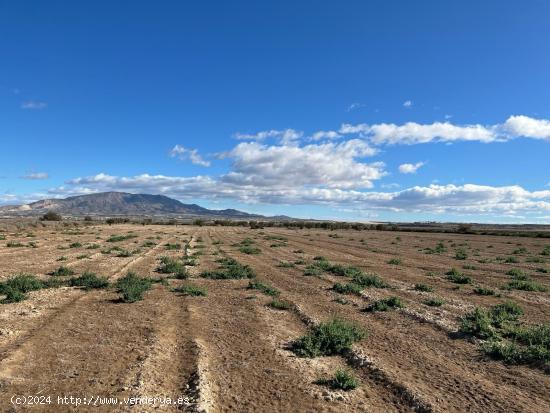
left=502, top=115, right=550, bottom=140
left=45, top=176, right=550, bottom=219
left=403, top=100, right=413, bottom=108
left=169, top=145, right=210, bottom=167
left=336, top=115, right=550, bottom=145
left=21, top=100, right=47, bottom=110
left=368, top=122, right=497, bottom=144
left=222, top=140, right=382, bottom=189
left=233, top=129, right=303, bottom=145
left=310, top=130, right=342, bottom=140
left=398, top=162, right=425, bottom=174
left=21, top=172, right=49, bottom=180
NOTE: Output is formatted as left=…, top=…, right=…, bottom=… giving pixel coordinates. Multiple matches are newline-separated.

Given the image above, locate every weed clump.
left=473, top=287, right=495, bottom=296
left=267, top=299, right=292, bottom=310
left=292, top=318, right=366, bottom=357
left=423, top=297, right=445, bottom=307
left=157, top=256, right=187, bottom=278
left=332, top=282, right=362, bottom=295
left=200, top=258, right=255, bottom=279
left=365, top=296, right=404, bottom=312
left=315, top=369, right=359, bottom=391
left=0, top=274, right=46, bottom=303
left=50, top=266, right=75, bottom=277
left=247, top=280, right=279, bottom=297
left=239, top=245, right=261, bottom=255
left=115, top=272, right=152, bottom=303
left=414, top=283, right=433, bottom=292
left=172, top=284, right=207, bottom=297
left=446, top=268, right=471, bottom=284
left=69, top=272, right=109, bottom=290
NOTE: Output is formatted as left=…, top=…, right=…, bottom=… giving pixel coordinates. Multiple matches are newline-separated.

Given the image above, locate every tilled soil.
left=0, top=224, right=548, bottom=412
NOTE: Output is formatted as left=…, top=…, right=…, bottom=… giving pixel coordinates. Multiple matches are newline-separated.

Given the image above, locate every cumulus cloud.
left=502, top=115, right=550, bottom=140
left=221, top=140, right=382, bottom=189
left=310, top=130, right=342, bottom=140
left=169, top=145, right=210, bottom=167
left=403, top=100, right=413, bottom=108
left=21, top=172, right=49, bottom=180
left=21, top=100, right=47, bottom=110
left=46, top=174, right=550, bottom=219
left=398, top=162, right=425, bottom=174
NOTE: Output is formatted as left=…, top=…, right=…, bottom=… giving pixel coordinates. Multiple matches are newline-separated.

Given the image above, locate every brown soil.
left=0, top=224, right=548, bottom=412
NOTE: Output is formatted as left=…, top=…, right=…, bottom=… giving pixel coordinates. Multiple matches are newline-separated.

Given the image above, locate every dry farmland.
left=0, top=223, right=549, bottom=412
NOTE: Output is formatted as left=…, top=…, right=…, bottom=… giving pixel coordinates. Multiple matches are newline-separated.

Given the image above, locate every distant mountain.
left=0, top=192, right=272, bottom=219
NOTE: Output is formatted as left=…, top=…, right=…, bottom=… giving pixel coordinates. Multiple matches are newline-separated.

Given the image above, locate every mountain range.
left=0, top=192, right=274, bottom=219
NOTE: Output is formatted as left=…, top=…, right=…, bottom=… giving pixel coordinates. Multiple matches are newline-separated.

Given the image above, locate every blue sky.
left=1, top=0, right=549, bottom=222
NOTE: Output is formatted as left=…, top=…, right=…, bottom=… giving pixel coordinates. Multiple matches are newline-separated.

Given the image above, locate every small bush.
left=69, top=272, right=109, bottom=290
left=387, top=258, right=402, bottom=265
left=506, top=279, right=547, bottom=292
left=201, top=258, right=255, bottom=279
left=446, top=268, right=471, bottom=284
left=414, top=283, right=433, bottom=292
left=115, top=272, right=152, bottom=303
left=473, top=287, right=495, bottom=296
left=239, top=246, right=261, bottom=255
left=455, top=249, right=468, bottom=260
left=365, top=296, right=404, bottom=312
left=504, top=256, right=520, bottom=264
left=41, top=211, right=62, bottom=221
left=6, top=241, right=24, bottom=247
left=332, top=282, right=362, bottom=295
left=50, top=266, right=75, bottom=277
left=351, top=273, right=388, bottom=288
left=0, top=274, right=46, bottom=303
left=277, top=261, right=295, bottom=268
left=106, top=234, right=137, bottom=243
left=247, top=280, right=279, bottom=297
left=423, top=297, right=445, bottom=307
left=292, top=318, right=366, bottom=357
left=506, top=268, right=528, bottom=279
left=267, top=299, right=292, bottom=310
left=69, top=242, right=82, bottom=248
left=316, top=369, right=359, bottom=391
left=303, top=265, right=322, bottom=277
left=172, top=284, right=207, bottom=296
left=165, top=243, right=181, bottom=250
left=157, top=256, right=187, bottom=278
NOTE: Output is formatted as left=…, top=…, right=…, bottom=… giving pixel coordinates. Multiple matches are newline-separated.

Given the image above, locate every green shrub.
left=0, top=274, right=46, bottom=303
left=86, top=243, right=100, bottom=249
left=473, top=287, right=495, bottom=296
left=506, top=279, right=547, bottom=292
left=69, top=272, right=109, bottom=290
left=2, top=287, right=26, bottom=303
left=414, top=283, right=433, bottom=292
left=387, top=258, right=402, bottom=265
left=157, top=256, right=187, bottom=278
left=165, top=243, right=181, bottom=250
left=316, top=369, right=359, bottom=391
left=455, top=249, right=468, bottom=260
left=201, top=258, right=255, bottom=279
left=303, top=265, right=322, bottom=277
left=6, top=241, right=24, bottom=247
left=239, top=246, right=261, bottom=255
left=69, top=242, right=82, bottom=248
left=446, top=268, right=471, bottom=284
left=423, top=297, right=445, bottom=307
left=504, top=256, right=520, bottom=264
left=351, top=273, right=388, bottom=288
left=506, top=268, right=528, bottom=279
left=267, top=299, right=292, bottom=310
left=115, top=272, right=152, bottom=303
left=106, top=234, right=137, bottom=243
left=172, top=284, right=207, bottom=296
left=292, top=318, right=366, bottom=357
left=332, top=282, right=362, bottom=295
left=460, top=302, right=523, bottom=339
left=142, top=241, right=157, bottom=248
left=50, top=266, right=75, bottom=277
left=247, top=280, right=279, bottom=297
left=365, top=296, right=404, bottom=312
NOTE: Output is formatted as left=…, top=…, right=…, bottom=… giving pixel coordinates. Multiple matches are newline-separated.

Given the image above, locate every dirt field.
left=0, top=223, right=549, bottom=412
